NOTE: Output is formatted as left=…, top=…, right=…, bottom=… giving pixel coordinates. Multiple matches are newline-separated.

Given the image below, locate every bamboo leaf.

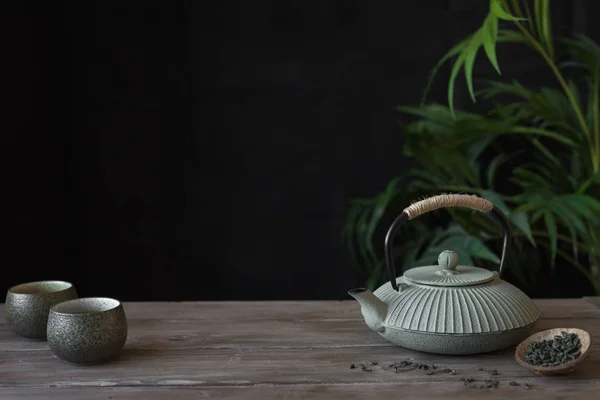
left=428, top=227, right=499, bottom=264
left=554, top=208, right=580, bottom=259
left=362, top=178, right=402, bottom=277
left=490, top=0, right=525, bottom=21
left=421, top=35, right=472, bottom=106
left=509, top=126, right=578, bottom=146
left=462, top=235, right=500, bottom=263
left=497, top=29, right=528, bottom=44
left=564, top=194, right=600, bottom=214
left=482, top=14, right=501, bottom=75
left=563, top=34, right=600, bottom=73
left=558, top=199, right=588, bottom=235
left=512, top=211, right=535, bottom=244
left=534, top=0, right=554, bottom=59
left=578, top=170, right=600, bottom=193
left=487, top=153, right=508, bottom=190
left=448, top=49, right=468, bottom=117
left=531, top=208, right=544, bottom=223
left=541, top=0, right=553, bottom=58
left=530, top=138, right=560, bottom=166
left=464, top=31, right=484, bottom=103
left=482, top=189, right=535, bottom=245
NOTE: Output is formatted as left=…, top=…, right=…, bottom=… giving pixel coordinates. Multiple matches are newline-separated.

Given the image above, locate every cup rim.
left=50, top=297, right=121, bottom=316
left=8, top=280, right=74, bottom=295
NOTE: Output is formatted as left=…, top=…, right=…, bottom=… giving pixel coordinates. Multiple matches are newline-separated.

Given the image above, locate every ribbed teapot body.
left=374, top=275, right=540, bottom=335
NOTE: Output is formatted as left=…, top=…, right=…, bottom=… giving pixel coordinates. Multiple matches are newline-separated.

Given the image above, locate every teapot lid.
left=403, top=250, right=495, bottom=287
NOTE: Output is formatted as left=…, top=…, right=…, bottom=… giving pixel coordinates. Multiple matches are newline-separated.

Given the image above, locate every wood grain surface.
left=0, top=299, right=598, bottom=399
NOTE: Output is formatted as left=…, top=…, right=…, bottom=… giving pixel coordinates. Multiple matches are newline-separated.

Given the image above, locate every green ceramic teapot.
left=349, top=193, right=541, bottom=355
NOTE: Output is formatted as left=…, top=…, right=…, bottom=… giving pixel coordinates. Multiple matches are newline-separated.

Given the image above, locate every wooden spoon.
left=515, top=328, right=591, bottom=376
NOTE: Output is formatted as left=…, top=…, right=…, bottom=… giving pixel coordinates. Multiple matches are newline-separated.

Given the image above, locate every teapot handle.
left=384, top=194, right=511, bottom=292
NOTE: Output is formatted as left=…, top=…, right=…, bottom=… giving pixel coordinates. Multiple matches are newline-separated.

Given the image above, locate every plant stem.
left=513, top=20, right=599, bottom=172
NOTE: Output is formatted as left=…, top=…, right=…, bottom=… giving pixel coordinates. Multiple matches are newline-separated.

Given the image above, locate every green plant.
left=342, top=0, right=600, bottom=295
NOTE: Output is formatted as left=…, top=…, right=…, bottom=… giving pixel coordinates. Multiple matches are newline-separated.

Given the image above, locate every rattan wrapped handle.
left=384, top=193, right=511, bottom=292
left=403, top=194, right=493, bottom=220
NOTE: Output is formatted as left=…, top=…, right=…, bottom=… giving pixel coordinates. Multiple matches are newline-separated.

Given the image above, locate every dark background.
left=3, top=0, right=597, bottom=301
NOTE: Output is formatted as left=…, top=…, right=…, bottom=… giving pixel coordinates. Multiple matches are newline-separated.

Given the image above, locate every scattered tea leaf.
left=485, top=379, right=500, bottom=389
left=479, top=367, right=499, bottom=375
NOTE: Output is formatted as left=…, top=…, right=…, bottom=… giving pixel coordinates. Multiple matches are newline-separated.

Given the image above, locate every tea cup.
left=5, top=280, right=77, bottom=339
left=47, top=297, right=128, bottom=364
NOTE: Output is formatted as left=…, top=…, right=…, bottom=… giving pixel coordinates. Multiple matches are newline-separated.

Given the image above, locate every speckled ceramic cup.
left=47, top=297, right=128, bottom=365
left=5, top=281, right=77, bottom=339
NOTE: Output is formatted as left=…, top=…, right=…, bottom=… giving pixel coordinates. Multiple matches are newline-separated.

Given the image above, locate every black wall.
left=3, top=1, right=595, bottom=300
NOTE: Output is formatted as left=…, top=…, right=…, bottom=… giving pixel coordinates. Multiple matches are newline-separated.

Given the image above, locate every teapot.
left=348, top=194, right=540, bottom=355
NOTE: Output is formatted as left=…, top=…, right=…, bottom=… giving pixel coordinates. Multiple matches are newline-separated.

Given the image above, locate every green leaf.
left=464, top=31, right=484, bottom=103
left=421, top=35, right=472, bottom=106
left=544, top=211, right=558, bottom=263
left=482, top=189, right=535, bottom=245
left=481, top=80, right=584, bottom=144
left=563, top=194, right=600, bottom=216
left=534, top=0, right=554, bottom=59
left=530, top=138, right=560, bottom=166
left=448, top=49, right=468, bottom=117
left=497, top=29, right=528, bottom=44
left=531, top=208, right=545, bottom=223
left=511, top=211, right=535, bottom=244
left=466, top=135, right=498, bottom=168
left=556, top=201, right=587, bottom=258
left=562, top=34, right=600, bottom=73
left=486, top=153, right=508, bottom=190
left=463, top=236, right=500, bottom=263
left=508, top=126, right=578, bottom=146
left=365, top=178, right=401, bottom=258
left=512, top=199, right=544, bottom=214
left=513, top=167, right=552, bottom=188
left=554, top=210, right=579, bottom=259
left=438, top=232, right=499, bottom=263
left=482, top=14, right=501, bottom=74
left=578, top=170, right=600, bottom=193
left=490, top=0, right=525, bottom=21
left=510, top=0, right=524, bottom=18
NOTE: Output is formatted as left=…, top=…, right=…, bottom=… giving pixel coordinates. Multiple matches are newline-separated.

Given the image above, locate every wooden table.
left=1, top=298, right=599, bottom=399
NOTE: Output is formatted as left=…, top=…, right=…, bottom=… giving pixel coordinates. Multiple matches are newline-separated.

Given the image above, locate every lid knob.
left=438, top=250, right=459, bottom=272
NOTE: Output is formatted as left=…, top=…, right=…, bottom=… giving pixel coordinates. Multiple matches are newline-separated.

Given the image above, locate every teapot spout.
left=348, top=288, right=387, bottom=333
